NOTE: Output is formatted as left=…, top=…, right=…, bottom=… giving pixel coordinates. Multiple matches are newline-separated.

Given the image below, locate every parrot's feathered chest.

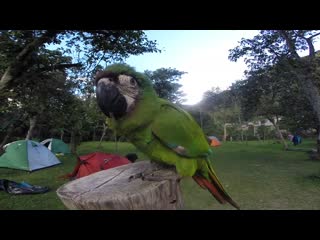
left=108, top=97, right=211, bottom=174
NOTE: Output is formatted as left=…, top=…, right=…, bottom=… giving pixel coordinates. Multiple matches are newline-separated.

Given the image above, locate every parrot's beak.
left=96, top=81, right=127, bottom=119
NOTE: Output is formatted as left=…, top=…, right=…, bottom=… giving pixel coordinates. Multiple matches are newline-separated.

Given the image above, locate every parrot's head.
left=95, top=63, right=156, bottom=120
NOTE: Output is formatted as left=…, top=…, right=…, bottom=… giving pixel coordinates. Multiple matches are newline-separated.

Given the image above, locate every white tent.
left=40, top=138, right=71, bottom=154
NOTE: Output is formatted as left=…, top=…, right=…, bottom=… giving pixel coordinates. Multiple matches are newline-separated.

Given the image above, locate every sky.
left=126, top=30, right=260, bottom=105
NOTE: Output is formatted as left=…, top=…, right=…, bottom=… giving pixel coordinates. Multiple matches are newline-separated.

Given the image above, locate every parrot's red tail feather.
left=193, top=175, right=227, bottom=204
left=193, top=173, right=240, bottom=210
left=208, top=172, right=240, bottom=210
left=192, top=175, right=207, bottom=189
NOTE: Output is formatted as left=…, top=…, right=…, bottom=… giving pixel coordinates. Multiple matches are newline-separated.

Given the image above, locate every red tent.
left=67, top=152, right=131, bottom=179
left=207, top=136, right=221, bottom=147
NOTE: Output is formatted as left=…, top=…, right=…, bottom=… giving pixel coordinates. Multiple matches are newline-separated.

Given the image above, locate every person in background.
left=297, top=135, right=302, bottom=144
left=292, top=133, right=302, bottom=146
left=125, top=153, right=138, bottom=163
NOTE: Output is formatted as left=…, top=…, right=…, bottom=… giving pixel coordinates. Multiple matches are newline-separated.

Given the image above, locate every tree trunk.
left=25, top=116, right=37, bottom=140
left=0, top=125, right=14, bottom=154
left=0, top=134, right=10, bottom=150
left=70, top=130, right=77, bottom=154
left=256, top=133, right=261, bottom=141
left=240, top=129, right=244, bottom=141
left=255, top=125, right=261, bottom=141
left=99, top=123, right=108, bottom=146
left=92, top=123, right=99, bottom=141
left=317, top=126, right=320, bottom=154
left=0, top=31, right=60, bottom=91
left=269, top=117, right=288, bottom=150
left=37, top=126, right=42, bottom=140
left=92, top=127, right=96, bottom=141
left=238, top=115, right=244, bottom=141
left=60, top=129, right=64, bottom=141
left=56, top=161, right=184, bottom=210
left=223, top=123, right=231, bottom=141
left=0, top=113, right=28, bottom=151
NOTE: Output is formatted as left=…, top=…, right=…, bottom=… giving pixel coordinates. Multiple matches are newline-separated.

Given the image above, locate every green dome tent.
left=40, top=138, right=71, bottom=154
left=0, top=140, right=61, bottom=171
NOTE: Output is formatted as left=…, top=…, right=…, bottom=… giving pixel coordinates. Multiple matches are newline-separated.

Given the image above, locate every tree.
left=0, top=111, right=27, bottom=152
left=0, top=30, right=159, bottom=147
left=230, top=68, right=290, bottom=148
left=230, top=59, right=320, bottom=148
left=5, top=49, right=74, bottom=140
left=0, top=30, right=63, bottom=91
left=144, top=68, right=186, bottom=104
left=199, top=87, right=243, bottom=141
left=0, top=30, right=159, bottom=91
left=229, top=82, right=245, bottom=141
left=81, top=96, right=108, bottom=141
left=229, top=30, right=320, bottom=152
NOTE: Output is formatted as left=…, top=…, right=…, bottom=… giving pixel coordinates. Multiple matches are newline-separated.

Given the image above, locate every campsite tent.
left=40, top=138, right=71, bottom=154
left=207, top=136, right=221, bottom=147
left=0, top=140, right=61, bottom=171
left=67, top=152, right=131, bottom=179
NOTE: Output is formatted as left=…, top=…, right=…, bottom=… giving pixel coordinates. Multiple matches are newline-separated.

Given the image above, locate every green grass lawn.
left=1, top=140, right=320, bottom=210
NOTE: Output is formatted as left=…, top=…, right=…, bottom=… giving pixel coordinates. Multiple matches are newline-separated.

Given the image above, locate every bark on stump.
left=56, top=161, right=184, bottom=210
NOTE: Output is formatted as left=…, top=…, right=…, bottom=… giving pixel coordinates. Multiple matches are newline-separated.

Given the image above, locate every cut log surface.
left=56, top=161, right=184, bottom=210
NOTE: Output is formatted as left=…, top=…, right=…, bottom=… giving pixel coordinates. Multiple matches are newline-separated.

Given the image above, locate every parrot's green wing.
left=151, top=99, right=210, bottom=158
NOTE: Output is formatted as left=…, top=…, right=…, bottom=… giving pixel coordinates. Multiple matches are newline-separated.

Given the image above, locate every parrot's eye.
left=130, top=78, right=136, bottom=86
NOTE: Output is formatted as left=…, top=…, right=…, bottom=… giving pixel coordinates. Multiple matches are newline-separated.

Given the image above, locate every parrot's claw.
left=128, top=171, right=155, bottom=182
left=128, top=162, right=179, bottom=182
left=150, top=161, right=174, bottom=171
left=128, top=173, right=143, bottom=182
left=142, top=175, right=180, bottom=182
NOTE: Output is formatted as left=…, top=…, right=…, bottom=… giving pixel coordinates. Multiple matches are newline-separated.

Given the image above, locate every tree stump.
left=56, top=161, right=184, bottom=210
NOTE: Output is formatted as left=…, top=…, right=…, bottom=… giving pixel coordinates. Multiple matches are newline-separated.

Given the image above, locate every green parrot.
left=95, top=63, right=239, bottom=209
